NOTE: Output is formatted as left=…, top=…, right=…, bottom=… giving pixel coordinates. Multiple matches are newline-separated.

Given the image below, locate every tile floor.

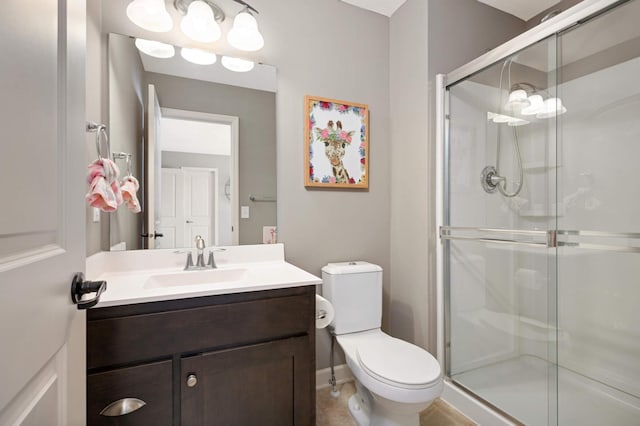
left=316, top=381, right=476, bottom=425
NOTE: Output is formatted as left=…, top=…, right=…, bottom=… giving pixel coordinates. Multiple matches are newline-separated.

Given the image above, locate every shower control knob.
left=186, top=374, right=198, bottom=388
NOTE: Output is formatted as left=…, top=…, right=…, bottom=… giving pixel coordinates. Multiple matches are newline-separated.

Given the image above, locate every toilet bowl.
left=322, top=262, right=443, bottom=426
left=338, top=329, right=443, bottom=426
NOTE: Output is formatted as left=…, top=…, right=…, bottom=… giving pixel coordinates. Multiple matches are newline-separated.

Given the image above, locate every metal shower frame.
left=434, top=0, right=630, bottom=422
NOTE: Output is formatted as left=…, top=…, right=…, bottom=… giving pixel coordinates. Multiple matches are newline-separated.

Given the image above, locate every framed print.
left=304, top=95, right=369, bottom=188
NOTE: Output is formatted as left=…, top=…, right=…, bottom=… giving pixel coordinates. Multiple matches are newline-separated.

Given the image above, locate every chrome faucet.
left=195, top=235, right=206, bottom=267
left=184, top=235, right=226, bottom=270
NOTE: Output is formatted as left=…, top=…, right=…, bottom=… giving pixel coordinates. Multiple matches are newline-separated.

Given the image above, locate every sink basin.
left=144, top=268, right=248, bottom=289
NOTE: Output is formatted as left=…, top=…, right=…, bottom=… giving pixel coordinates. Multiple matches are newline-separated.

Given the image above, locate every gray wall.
left=389, top=0, right=525, bottom=354
left=108, top=33, right=145, bottom=251
left=144, top=72, right=276, bottom=245
left=260, top=0, right=391, bottom=370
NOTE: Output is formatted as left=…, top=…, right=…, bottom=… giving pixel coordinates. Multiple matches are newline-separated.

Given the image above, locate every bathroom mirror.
left=107, top=33, right=277, bottom=251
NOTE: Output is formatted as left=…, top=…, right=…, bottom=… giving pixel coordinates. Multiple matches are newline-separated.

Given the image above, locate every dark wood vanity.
left=86, top=285, right=316, bottom=425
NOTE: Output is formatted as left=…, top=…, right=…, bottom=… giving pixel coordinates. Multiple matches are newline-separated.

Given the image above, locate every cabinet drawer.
left=88, top=292, right=313, bottom=369
left=87, top=360, right=172, bottom=425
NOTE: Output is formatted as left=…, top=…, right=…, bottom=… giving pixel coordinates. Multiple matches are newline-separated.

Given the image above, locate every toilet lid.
left=356, top=336, right=441, bottom=388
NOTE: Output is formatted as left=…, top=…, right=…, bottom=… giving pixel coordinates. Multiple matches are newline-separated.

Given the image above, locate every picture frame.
left=304, top=95, right=369, bottom=188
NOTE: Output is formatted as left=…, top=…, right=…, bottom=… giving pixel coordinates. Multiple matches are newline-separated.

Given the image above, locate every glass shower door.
left=444, top=34, right=560, bottom=425
left=555, top=1, right=640, bottom=424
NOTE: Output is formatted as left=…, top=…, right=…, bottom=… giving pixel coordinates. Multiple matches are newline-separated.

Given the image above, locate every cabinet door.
left=87, top=359, right=172, bottom=425
left=181, top=336, right=314, bottom=426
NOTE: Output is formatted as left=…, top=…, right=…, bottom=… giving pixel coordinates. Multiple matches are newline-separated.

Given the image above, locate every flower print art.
left=304, top=95, right=369, bottom=189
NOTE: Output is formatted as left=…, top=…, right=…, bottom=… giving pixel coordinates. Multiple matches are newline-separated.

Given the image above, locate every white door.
left=144, top=84, right=162, bottom=249
left=0, top=0, right=86, bottom=425
left=159, top=168, right=217, bottom=248
left=183, top=168, right=218, bottom=247
left=159, top=168, right=185, bottom=249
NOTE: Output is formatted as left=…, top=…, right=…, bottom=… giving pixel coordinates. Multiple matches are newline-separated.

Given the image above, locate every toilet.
left=322, top=262, right=443, bottom=426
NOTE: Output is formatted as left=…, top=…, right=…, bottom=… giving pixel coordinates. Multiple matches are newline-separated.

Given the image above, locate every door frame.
left=160, top=108, right=239, bottom=245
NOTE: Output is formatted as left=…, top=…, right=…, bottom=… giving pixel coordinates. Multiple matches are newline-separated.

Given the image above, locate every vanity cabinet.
left=87, top=286, right=315, bottom=425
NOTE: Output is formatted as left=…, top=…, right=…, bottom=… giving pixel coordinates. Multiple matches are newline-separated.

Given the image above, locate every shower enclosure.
left=437, top=1, right=640, bottom=424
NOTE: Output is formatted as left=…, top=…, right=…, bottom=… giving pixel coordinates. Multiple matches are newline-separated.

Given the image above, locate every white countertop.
left=86, top=244, right=322, bottom=308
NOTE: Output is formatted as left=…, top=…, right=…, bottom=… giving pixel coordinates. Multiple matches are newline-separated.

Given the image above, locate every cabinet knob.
left=186, top=374, right=198, bottom=388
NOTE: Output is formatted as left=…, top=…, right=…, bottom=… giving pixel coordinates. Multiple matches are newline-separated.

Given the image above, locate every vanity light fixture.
left=126, top=0, right=173, bottom=32
left=221, top=55, right=254, bottom=72
left=135, top=38, right=176, bottom=58
left=180, top=47, right=217, bottom=65
left=505, top=83, right=567, bottom=118
left=127, top=0, right=265, bottom=51
left=227, top=6, right=264, bottom=52
left=180, top=0, right=222, bottom=43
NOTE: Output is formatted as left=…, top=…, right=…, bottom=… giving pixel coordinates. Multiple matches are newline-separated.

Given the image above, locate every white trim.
left=160, top=108, right=239, bottom=245
left=316, top=364, right=354, bottom=390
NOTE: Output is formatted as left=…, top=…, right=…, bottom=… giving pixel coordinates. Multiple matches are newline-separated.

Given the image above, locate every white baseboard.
left=316, top=364, right=354, bottom=390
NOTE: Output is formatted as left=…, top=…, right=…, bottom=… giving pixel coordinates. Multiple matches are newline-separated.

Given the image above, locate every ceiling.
left=340, top=0, right=563, bottom=21
left=476, top=0, right=563, bottom=21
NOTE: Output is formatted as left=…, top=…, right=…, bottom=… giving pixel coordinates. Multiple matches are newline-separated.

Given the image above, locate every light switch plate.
left=92, top=207, right=101, bottom=223
left=241, top=206, right=250, bottom=219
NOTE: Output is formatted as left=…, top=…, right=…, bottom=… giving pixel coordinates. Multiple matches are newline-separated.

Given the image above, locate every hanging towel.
left=120, top=175, right=141, bottom=213
left=85, top=159, right=122, bottom=212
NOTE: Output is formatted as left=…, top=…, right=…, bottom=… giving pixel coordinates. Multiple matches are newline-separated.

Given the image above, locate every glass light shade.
left=135, top=38, right=175, bottom=58
left=227, top=11, right=265, bottom=52
left=521, top=94, right=545, bottom=116
left=126, top=0, right=173, bottom=32
left=507, top=117, right=530, bottom=126
left=536, top=97, right=567, bottom=119
left=181, top=1, right=222, bottom=43
left=221, top=56, right=255, bottom=72
left=505, top=89, right=530, bottom=111
left=487, top=112, right=511, bottom=123
left=181, top=48, right=217, bottom=65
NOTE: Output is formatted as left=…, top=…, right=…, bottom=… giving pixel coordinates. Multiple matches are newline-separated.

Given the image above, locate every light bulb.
left=536, top=98, right=567, bottom=119
left=505, top=89, right=530, bottom=111
left=181, top=1, right=221, bottom=43
left=181, top=48, right=217, bottom=65
left=126, top=0, right=173, bottom=32
left=521, top=94, right=544, bottom=116
left=221, top=56, right=254, bottom=72
left=135, top=38, right=175, bottom=58
left=227, top=10, right=264, bottom=52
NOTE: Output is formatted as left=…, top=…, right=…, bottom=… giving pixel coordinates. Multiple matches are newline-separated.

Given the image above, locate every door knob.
left=186, top=374, right=198, bottom=388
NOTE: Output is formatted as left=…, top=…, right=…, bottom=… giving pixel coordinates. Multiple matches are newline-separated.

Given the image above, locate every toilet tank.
left=322, top=262, right=383, bottom=335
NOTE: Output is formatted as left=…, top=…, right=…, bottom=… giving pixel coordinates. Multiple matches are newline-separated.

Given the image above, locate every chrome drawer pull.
left=99, top=398, right=146, bottom=417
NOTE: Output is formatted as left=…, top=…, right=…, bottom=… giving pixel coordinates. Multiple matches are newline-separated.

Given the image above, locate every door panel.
left=0, top=0, right=86, bottom=424
left=159, top=168, right=184, bottom=249
left=181, top=337, right=312, bottom=425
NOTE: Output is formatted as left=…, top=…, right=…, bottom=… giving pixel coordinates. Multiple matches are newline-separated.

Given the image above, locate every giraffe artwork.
left=305, top=96, right=369, bottom=188
left=314, top=120, right=355, bottom=184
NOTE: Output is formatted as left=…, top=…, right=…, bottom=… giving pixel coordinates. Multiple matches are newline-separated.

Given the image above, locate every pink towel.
left=120, top=176, right=141, bottom=213
left=85, top=159, right=122, bottom=212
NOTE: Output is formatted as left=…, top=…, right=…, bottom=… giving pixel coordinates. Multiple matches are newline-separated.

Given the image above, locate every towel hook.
left=112, top=152, right=133, bottom=177
left=86, top=121, right=110, bottom=160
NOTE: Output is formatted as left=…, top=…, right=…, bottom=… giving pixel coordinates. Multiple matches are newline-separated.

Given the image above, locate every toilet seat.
left=336, top=329, right=443, bottom=404
left=356, top=336, right=440, bottom=389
